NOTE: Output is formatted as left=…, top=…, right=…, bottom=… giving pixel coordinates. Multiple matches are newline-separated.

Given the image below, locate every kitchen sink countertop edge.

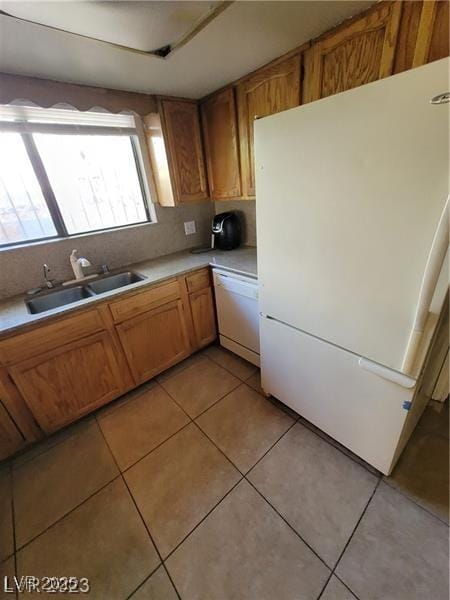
left=0, top=247, right=257, bottom=337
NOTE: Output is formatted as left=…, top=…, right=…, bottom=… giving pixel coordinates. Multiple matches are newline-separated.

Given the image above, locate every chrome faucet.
left=43, top=263, right=55, bottom=289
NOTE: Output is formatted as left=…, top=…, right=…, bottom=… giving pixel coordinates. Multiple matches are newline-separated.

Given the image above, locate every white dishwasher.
left=212, top=269, right=260, bottom=366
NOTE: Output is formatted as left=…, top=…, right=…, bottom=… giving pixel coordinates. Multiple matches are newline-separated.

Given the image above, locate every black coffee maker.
left=212, top=212, right=242, bottom=250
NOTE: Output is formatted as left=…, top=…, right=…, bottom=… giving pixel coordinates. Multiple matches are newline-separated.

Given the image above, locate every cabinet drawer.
left=0, top=309, right=105, bottom=365
left=186, top=269, right=210, bottom=294
left=109, top=279, right=180, bottom=323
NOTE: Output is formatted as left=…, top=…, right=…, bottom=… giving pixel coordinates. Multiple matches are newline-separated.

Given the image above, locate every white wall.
left=214, top=199, right=257, bottom=247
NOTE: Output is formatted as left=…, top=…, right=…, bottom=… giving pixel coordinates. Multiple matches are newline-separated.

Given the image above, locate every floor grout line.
left=95, top=415, right=183, bottom=600
left=120, top=419, right=192, bottom=474
left=244, top=476, right=332, bottom=573
left=124, top=563, right=161, bottom=600
left=10, top=415, right=97, bottom=472
left=243, top=418, right=298, bottom=476
left=158, top=370, right=243, bottom=423
left=95, top=379, right=159, bottom=421
left=315, top=477, right=382, bottom=600
left=202, top=345, right=259, bottom=382
left=12, top=473, right=122, bottom=554
left=190, top=420, right=245, bottom=477
left=380, top=477, right=450, bottom=527
left=122, top=473, right=183, bottom=600
left=333, top=572, right=362, bottom=600
left=296, top=416, right=380, bottom=477
left=9, top=462, right=18, bottom=600
left=161, top=476, right=244, bottom=563
left=164, top=393, right=334, bottom=574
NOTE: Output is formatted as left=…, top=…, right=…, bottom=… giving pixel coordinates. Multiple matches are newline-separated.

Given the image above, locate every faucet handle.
left=43, top=263, right=55, bottom=289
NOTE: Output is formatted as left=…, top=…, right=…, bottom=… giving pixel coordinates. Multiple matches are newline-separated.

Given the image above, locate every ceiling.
left=0, top=1, right=374, bottom=99
left=0, top=1, right=225, bottom=54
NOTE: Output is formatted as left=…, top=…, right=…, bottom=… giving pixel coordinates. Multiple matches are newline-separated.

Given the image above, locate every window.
left=0, top=106, right=152, bottom=247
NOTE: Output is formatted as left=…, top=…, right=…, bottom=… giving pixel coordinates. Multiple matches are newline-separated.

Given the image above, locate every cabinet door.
left=201, top=88, right=241, bottom=200
left=9, top=332, right=124, bottom=433
left=190, top=287, right=217, bottom=349
left=0, top=401, right=24, bottom=460
left=116, top=299, right=191, bottom=384
left=237, top=55, right=301, bottom=197
left=412, top=0, right=449, bottom=68
left=160, top=99, right=209, bottom=203
left=303, top=1, right=402, bottom=103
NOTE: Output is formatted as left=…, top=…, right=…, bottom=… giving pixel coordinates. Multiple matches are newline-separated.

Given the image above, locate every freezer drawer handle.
left=358, top=358, right=416, bottom=389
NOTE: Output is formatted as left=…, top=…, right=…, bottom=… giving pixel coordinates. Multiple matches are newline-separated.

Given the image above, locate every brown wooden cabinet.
left=190, top=286, right=217, bottom=348
left=9, top=331, right=125, bottom=433
left=0, top=400, right=24, bottom=460
left=303, top=1, right=402, bottom=103
left=201, top=88, right=241, bottom=200
left=237, top=55, right=301, bottom=197
left=156, top=98, right=209, bottom=204
left=182, top=268, right=217, bottom=350
left=116, top=299, right=191, bottom=384
left=0, top=268, right=217, bottom=455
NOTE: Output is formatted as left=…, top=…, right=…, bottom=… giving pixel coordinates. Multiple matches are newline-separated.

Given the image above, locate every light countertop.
left=0, top=247, right=257, bottom=337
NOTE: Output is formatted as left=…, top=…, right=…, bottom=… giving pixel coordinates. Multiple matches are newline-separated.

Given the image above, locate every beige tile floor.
left=0, top=345, right=448, bottom=600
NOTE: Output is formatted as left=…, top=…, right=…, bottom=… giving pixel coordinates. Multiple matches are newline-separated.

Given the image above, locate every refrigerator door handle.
left=402, top=195, right=449, bottom=374
left=358, top=358, right=416, bottom=389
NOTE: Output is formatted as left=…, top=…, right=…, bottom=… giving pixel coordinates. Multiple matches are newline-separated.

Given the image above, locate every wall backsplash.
left=0, top=202, right=213, bottom=299
left=214, top=200, right=256, bottom=247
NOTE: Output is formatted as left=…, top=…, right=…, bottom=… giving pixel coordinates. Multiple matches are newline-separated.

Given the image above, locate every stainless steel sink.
left=86, top=271, right=146, bottom=295
left=25, top=271, right=146, bottom=314
left=26, top=286, right=95, bottom=314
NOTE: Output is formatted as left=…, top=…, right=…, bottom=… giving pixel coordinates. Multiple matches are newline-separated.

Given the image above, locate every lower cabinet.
left=8, top=331, right=124, bottom=433
left=190, top=287, right=217, bottom=348
left=0, top=267, right=218, bottom=457
left=0, top=401, right=24, bottom=460
left=116, top=299, right=191, bottom=384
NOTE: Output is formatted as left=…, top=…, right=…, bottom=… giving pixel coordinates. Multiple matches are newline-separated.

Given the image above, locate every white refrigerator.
left=255, top=58, right=449, bottom=475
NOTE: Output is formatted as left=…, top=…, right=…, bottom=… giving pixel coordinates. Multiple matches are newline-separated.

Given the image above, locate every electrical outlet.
left=184, top=221, right=196, bottom=235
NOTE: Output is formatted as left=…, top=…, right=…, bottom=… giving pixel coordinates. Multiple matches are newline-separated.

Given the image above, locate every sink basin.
left=86, top=271, right=146, bottom=295
left=25, top=272, right=146, bottom=314
left=26, top=286, right=95, bottom=314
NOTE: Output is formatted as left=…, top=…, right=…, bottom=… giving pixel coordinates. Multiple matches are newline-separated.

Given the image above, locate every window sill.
left=0, top=219, right=159, bottom=253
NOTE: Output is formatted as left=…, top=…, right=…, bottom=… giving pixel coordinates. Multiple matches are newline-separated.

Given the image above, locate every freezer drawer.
left=260, top=316, right=416, bottom=474
left=213, top=269, right=260, bottom=365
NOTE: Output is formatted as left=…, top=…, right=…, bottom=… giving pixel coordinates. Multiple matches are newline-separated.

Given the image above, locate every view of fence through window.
left=0, top=132, right=56, bottom=244
left=35, top=134, right=148, bottom=235
left=0, top=128, right=150, bottom=246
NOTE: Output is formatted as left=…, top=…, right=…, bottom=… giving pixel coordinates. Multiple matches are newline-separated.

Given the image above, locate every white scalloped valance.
left=0, top=72, right=157, bottom=116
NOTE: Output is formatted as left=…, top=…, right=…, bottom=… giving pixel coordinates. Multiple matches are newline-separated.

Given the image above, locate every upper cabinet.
left=146, top=98, right=209, bottom=206
left=303, top=1, right=402, bottom=103
left=237, top=55, right=301, bottom=198
left=201, top=88, right=241, bottom=200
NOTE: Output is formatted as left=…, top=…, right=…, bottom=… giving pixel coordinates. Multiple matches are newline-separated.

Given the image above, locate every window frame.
left=0, top=120, right=153, bottom=249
